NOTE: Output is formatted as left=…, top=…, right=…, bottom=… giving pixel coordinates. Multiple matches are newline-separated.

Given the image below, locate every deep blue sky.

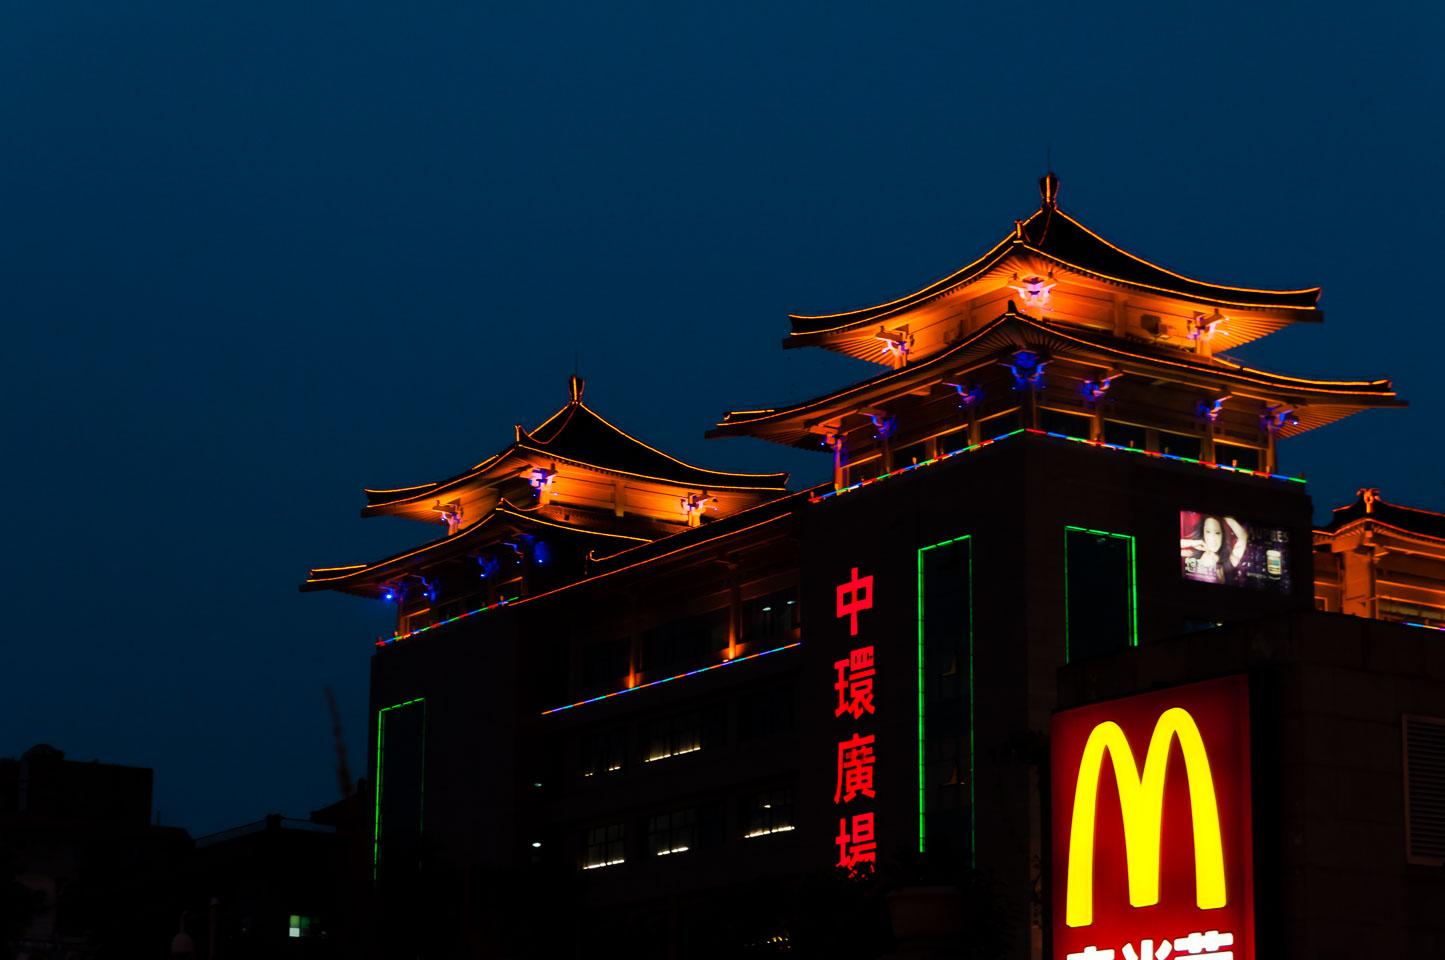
left=1, top=3, right=1440, bottom=834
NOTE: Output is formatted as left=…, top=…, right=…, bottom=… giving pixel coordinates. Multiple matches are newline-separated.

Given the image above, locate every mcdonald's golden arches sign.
left=1050, top=675, right=1254, bottom=960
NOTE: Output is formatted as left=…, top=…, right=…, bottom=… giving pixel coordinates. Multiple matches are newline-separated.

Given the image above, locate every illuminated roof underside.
left=711, top=308, right=1400, bottom=448
left=301, top=498, right=652, bottom=597
left=362, top=376, right=788, bottom=524
left=787, top=182, right=1321, bottom=364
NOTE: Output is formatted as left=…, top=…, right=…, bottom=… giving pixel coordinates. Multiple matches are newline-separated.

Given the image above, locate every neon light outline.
left=1063, top=526, right=1138, bottom=662
left=916, top=534, right=973, bottom=863
left=540, top=642, right=800, bottom=715
left=373, top=697, right=426, bottom=881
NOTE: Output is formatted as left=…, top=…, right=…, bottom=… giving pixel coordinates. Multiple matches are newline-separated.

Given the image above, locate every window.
left=739, top=684, right=795, bottom=741
left=1214, top=442, right=1261, bottom=471
left=1404, top=715, right=1445, bottom=864
left=932, top=425, right=970, bottom=456
left=847, top=456, right=884, bottom=485
left=401, top=607, right=434, bottom=634
left=288, top=915, right=322, bottom=939
left=582, top=638, right=629, bottom=692
left=648, top=808, right=698, bottom=856
left=641, top=609, right=728, bottom=673
left=643, top=709, right=720, bottom=762
left=893, top=440, right=928, bottom=467
left=918, top=535, right=973, bottom=857
left=580, top=728, right=626, bottom=778
left=1064, top=527, right=1137, bottom=662
left=1158, top=430, right=1202, bottom=460
left=742, top=588, right=799, bottom=644
left=375, top=699, right=426, bottom=880
left=438, top=590, right=487, bottom=621
left=1381, top=599, right=1445, bottom=625
left=743, top=788, right=795, bottom=838
left=923, top=733, right=971, bottom=854
left=1104, top=420, right=1147, bottom=450
left=582, top=824, right=625, bottom=869
left=1039, top=408, right=1093, bottom=440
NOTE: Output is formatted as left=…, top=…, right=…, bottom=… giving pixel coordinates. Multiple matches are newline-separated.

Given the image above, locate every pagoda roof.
left=1319, top=491, right=1445, bottom=543
left=711, top=307, right=1400, bottom=448
left=301, top=497, right=656, bottom=597
left=363, top=376, right=788, bottom=519
left=787, top=174, right=1320, bottom=352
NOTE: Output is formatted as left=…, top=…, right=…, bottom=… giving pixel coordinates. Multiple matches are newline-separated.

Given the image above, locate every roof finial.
left=1039, top=170, right=1059, bottom=209
left=569, top=374, right=584, bottom=403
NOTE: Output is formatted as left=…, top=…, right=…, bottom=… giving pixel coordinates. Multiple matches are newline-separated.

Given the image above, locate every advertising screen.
left=1179, top=511, right=1290, bottom=592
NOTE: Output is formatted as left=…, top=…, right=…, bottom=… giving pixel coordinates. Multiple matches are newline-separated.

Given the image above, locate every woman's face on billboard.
left=1203, top=516, right=1224, bottom=552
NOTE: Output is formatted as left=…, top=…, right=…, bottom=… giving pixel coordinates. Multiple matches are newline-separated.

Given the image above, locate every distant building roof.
left=1319, top=490, right=1445, bottom=542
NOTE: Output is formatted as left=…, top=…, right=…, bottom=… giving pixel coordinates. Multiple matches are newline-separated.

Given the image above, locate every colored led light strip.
left=376, top=597, right=515, bottom=648
left=917, top=535, right=974, bottom=864
left=373, top=697, right=426, bottom=882
left=811, top=430, right=1025, bottom=503
left=1063, top=526, right=1139, bottom=663
left=810, top=427, right=1301, bottom=504
left=1404, top=621, right=1445, bottom=632
left=540, top=643, right=801, bottom=716
left=1030, top=429, right=1304, bottom=482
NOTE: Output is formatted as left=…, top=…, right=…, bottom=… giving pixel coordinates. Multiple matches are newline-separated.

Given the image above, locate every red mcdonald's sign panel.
left=1050, top=675, right=1253, bottom=960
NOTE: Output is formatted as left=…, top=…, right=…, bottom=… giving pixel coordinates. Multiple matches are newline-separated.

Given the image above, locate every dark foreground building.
left=303, top=176, right=1442, bottom=959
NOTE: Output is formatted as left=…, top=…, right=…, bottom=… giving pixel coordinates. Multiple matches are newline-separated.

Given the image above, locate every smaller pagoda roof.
left=363, top=376, right=789, bottom=519
left=1319, top=491, right=1445, bottom=542
left=301, top=497, right=656, bottom=597
left=711, top=307, right=1400, bottom=448
left=787, top=173, right=1320, bottom=350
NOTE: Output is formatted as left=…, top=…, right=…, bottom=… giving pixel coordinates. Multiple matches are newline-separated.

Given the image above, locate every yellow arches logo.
left=1065, top=706, right=1226, bottom=928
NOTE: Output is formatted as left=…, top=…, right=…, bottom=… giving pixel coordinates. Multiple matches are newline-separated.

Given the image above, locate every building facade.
left=303, top=176, right=1443, bottom=959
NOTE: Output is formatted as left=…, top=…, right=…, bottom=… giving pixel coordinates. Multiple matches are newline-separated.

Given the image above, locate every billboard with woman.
left=1180, top=511, right=1290, bottom=592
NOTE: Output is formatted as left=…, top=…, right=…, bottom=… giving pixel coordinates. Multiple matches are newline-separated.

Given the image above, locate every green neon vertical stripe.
left=372, top=696, right=426, bottom=883
left=1062, top=526, right=1138, bottom=662
left=917, top=535, right=974, bottom=865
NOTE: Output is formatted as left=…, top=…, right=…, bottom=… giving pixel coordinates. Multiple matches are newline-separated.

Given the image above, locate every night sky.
left=2, top=3, right=1440, bottom=835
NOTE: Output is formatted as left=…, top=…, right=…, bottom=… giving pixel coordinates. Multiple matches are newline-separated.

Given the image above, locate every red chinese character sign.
left=1050, top=676, right=1254, bottom=960
left=832, top=567, right=879, bottom=871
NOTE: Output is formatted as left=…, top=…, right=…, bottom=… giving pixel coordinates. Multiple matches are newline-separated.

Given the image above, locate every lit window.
left=580, top=728, right=626, bottom=778
left=643, top=710, right=717, bottom=762
left=743, top=788, right=795, bottom=838
left=288, top=915, right=319, bottom=938
left=742, top=588, right=800, bottom=644
left=649, top=808, right=698, bottom=856
left=582, top=824, right=625, bottom=870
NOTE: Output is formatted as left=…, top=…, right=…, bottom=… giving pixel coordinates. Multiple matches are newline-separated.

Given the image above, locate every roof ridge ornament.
left=1035, top=171, right=1059, bottom=244
left=1039, top=171, right=1059, bottom=209
left=569, top=374, right=584, bottom=404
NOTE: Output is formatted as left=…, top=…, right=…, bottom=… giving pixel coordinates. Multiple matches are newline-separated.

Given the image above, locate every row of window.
left=846, top=414, right=1263, bottom=485
left=580, top=589, right=799, bottom=693
left=581, top=788, right=796, bottom=870
left=579, top=685, right=795, bottom=778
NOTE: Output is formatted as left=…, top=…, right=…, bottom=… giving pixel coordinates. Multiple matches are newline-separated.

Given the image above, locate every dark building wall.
left=1058, top=611, right=1445, bottom=959
left=366, top=431, right=1319, bottom=957
left=799, top=433, right=1312, bottom=957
